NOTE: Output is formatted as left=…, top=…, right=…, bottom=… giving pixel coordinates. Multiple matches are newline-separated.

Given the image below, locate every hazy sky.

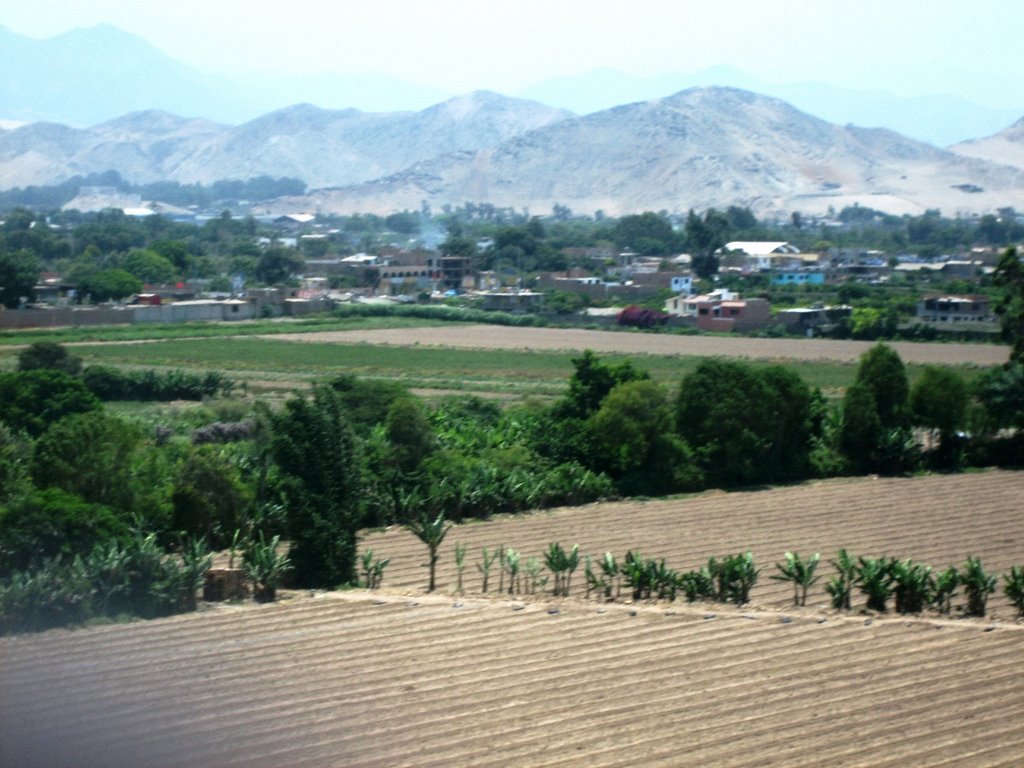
left=4, top=0, right=1023, bottom=99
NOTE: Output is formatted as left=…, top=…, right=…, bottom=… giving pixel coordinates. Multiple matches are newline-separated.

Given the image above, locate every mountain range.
left=261, top=88, right=1024, bottom=218
left=3, top=23, right=1023, bottom=147
left=1, top=23, right=1024, bottom=218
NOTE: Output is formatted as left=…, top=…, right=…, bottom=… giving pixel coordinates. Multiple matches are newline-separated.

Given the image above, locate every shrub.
left=678, top=568, right=715, bottom=602
left=82, top=366, right=232, bottom=401
left=0, top=555, right=94, bottom=633
left=617, top=305, right=670, bottom=328
left=0, top=532, right=211, bottom=634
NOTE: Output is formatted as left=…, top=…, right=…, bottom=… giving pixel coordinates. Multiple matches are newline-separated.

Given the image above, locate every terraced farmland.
left=2, top=471, right=1023, bottom=768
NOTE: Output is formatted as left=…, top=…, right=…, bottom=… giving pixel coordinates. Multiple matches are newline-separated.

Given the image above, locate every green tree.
left=685, top=209, right=730, bottom=278
left=266, top=387, right=364, bottom=587
left=557, top=350, right=650, bottom=420
left=384, top=397, right=437, bottom=474
left=854, top=344, right=910, bottom=430
left=839, top=382, right=882, bottom=474
left=171, top=446, right=253, bottom=549
left=587, top=379, right=700, bottom=495
left=31, top=411, right=144, bottom=512
left=16, top=342, right=83, bottom=376
left=0, top=370, right=101, bottom=437
left=839, top=344, right=915, bottom=473
left=676, top=360, right=820, bottom=487
left=255, top=246, right=304, bottom=285
left=974, top=363, right=1024, bottom=431
left=80, top=268, right=143, bottom=301
left=0, top=247, right=40, bottom=307
left=0, top=488, right=130, bottom=576
left=122, top=248, right=177, bottom=284
left=613, top=212, right=676, bottom=255
left=910, top=366, right=968, bottom=467
left=992, top=246, right=1024, bottom=363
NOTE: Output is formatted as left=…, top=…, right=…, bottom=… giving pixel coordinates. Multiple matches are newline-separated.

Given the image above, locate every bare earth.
left=263, top=324, right=1011, bottom=365
left=3, top=471, right=1023, bottom=767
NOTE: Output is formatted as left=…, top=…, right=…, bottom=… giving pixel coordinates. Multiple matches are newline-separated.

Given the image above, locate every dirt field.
left=362, top=470, right=1024, bottom=613
left=2, top=471, right=1022, bottom=767
left=265, top=324, right=1011, bottom=366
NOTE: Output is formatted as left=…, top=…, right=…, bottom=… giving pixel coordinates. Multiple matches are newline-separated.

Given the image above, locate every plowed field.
left=362, top=470, right=1024, bottom=612
left=265, top=324, right=1011, bottom=366
left=3, top=471, right=1023, bottom=768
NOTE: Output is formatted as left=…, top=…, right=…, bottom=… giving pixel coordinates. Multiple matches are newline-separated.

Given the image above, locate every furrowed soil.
left=263, top=324, right=1011, bottom=366
left=3, top=471, right=1023, bottom=767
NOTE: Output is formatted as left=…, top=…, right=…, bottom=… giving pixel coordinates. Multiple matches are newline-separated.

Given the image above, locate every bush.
left=82, top=365, right=232, bottom=401
left=616, top=305, right=670, bottom=328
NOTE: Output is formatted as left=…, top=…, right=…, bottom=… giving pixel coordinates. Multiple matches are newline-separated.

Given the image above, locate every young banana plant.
left=771, top=551, right=821, bottom=606
left=454, top=542, right=467, bottom=594
left=826, top=548, right=856, bottom=610
left=405, top=510, right=452, bottom=593
left=961, top=555, right=997, bottom=617
left=477, top=546, right=497, bottom=593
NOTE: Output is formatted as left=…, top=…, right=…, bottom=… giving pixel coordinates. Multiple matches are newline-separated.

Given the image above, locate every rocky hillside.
left=0, top=91, right=572, bottom=190
left=274, top=88, right=1024, bottom=217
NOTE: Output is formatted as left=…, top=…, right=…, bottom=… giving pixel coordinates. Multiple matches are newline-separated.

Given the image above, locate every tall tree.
left=266, top=386, right=363, bottom=587
left=910, top=366, right=968, bottom=468
left=0, top=247, right=39, bottom=308
left=993, top=246, right=1024, bottom=364
left=853, top=344, right=910, bottom=429
left=684, top=209, right=730, bottom=278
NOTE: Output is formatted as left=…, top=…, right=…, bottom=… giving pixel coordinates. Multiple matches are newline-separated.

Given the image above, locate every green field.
left=0, top=318, right=992, bottom=403
left=10, top=336, right=959, bottom=401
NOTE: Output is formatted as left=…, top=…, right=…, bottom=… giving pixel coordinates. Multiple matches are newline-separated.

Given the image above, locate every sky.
left=3, top=0, right=1024, bottom=103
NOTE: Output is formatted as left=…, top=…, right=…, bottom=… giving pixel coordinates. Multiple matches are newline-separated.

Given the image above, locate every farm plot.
left=2, top=590, right=1023, bottom=767
left=362, top=470, right=1024, bottom=614
left=3, top=471, right=1024, bottom=768
left=266, top=324, right=1012, bottom=366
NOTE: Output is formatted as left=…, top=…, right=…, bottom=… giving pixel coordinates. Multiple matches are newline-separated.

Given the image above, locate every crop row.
left=384, top=526, right=1024, bottom=619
